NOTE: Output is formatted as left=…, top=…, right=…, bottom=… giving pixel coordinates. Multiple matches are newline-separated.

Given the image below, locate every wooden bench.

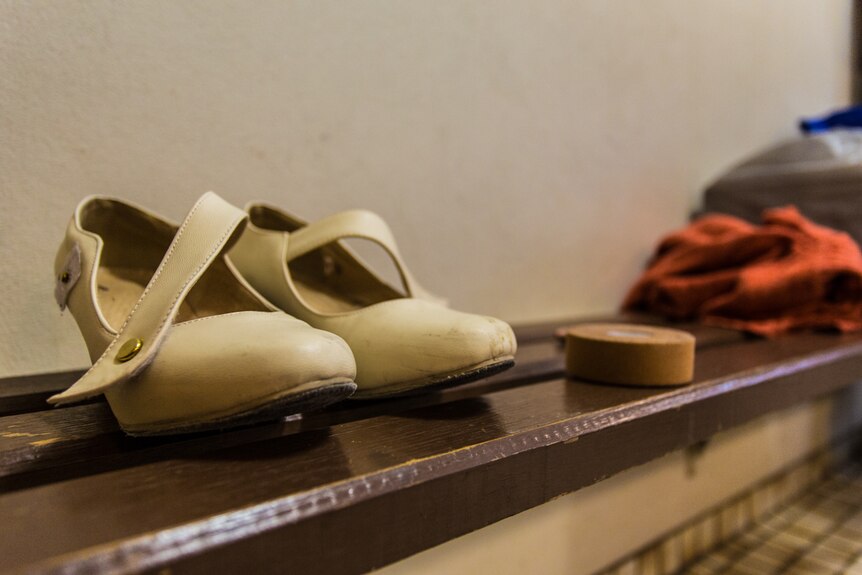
left=3, top=315, right=862, bottom=574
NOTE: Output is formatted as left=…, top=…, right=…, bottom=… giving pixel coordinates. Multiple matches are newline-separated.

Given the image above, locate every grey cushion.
left=703, top=131, right=862, bottom=244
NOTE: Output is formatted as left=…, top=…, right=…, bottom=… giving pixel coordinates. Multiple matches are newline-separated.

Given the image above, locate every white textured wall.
left=0, top=1, right=852, bottom=376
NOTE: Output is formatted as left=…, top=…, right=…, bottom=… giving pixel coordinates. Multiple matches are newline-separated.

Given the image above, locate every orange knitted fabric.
left=623, top=206, right=862, bottom=336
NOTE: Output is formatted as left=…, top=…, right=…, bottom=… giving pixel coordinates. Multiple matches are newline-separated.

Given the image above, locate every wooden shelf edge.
left=15, top=335, right=862, bottom=575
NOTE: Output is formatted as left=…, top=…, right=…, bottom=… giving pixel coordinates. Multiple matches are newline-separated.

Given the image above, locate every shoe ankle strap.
left=49, top=192, right=247, bottom=405
left=285, top=209, right=431, bottom=299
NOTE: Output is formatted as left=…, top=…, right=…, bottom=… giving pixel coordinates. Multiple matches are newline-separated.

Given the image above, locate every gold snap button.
left=116, top=338, right=143, bottom=363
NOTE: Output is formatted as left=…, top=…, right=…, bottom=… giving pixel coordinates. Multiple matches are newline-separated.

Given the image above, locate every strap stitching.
left=146, top=220, right=240, bottom=345
left=79, top=195, right=226, bottom=380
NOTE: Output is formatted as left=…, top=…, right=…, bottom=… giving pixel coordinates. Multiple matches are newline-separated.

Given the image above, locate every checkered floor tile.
left=682, top=464, right=862, bottom=574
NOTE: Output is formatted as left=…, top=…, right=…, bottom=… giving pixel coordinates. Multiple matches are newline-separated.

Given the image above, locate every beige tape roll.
left=564, top=323, right=695, bottom=386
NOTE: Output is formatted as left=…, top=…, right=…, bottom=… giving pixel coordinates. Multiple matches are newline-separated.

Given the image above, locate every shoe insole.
left=288, top=246, right=405, bottom=314
left=96, top=258, right=267, bottom=329
left=97, top=267, right=202, bottom=327
left=82, top=198, right=268, bottom=331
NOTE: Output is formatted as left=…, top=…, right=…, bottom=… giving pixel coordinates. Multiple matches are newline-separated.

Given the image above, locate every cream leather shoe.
left=228, top=205, right=517, bottom=398
left=51, top=193, right=357, bottom=435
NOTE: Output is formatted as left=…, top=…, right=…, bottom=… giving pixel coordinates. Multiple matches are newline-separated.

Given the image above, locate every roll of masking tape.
left=564, top=323, right=695, bottom=386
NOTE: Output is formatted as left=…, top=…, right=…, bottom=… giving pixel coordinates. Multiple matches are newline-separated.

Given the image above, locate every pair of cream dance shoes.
left=51, top=193, right=517, bottom=435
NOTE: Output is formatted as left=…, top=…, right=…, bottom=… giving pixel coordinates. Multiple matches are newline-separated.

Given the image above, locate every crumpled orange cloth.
left=623, top=206, right=862, bottom=336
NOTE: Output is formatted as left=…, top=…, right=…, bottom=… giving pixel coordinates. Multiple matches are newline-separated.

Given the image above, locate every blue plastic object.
left=800, top=105, right=862, bottom=134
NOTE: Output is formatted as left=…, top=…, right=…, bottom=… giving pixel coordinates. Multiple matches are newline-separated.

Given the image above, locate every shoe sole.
left=121, top=379, right=357, bottom=437
left=350, top=356, right=516, bottom=400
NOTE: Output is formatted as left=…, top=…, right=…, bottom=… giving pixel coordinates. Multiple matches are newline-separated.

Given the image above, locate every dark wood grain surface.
left=0, top=317, right=858, bottom=574
left=0, top=315, right=741, bottom=418
left=0, top=319, right=741, bottom=492
left=0, top=370, right=84, bottom=416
